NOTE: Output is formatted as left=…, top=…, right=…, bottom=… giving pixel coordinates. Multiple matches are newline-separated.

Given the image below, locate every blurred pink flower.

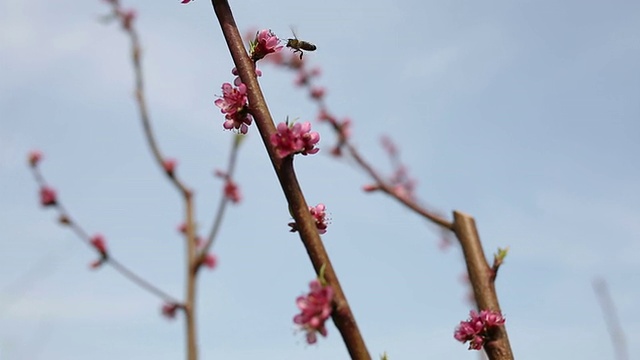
left=203, top=253, right=217, bottom=269
left=162, top=303, right=180, bottom=319
left=224, top=179, right=241, bottom=204
left=90, top=234, right=108, bottom=255
left=28, top=150, right=42, bottom=167
left=163, top=158, right=177, bottom=175
left=39, top=186, right=57, bottom=206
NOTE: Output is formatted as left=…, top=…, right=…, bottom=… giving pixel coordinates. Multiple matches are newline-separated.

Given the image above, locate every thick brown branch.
left=453, top=211, right=513, bottom=360
left=210, top=1, right=371, bottom=358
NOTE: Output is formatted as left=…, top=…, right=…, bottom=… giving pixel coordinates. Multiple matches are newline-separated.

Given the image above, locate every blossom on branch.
left=215, top=83, right=253, bottom=134
left=294, top=279, right=333, bottom=344
left=203, top=253, right=217, bottom=269
left=288, top=203, right=330, bottom=234
left=310, top=86, right=325, bottom=100
left=215, top=169, right=242, bottom=204
left=454, top=309, right=506, bottom=350
left=90, top=234, right=108, bottom=254
left=39, top=186, right=57, bottom=207
left=89, top=234, right=108, bottom=269
left=162, top=302, right=180, bottom=319
left=270, top=121, right=320, bottom=158
left=250, top=29, right=283, bottom=62
left=223, top=179, right=241, bottom=203
left=28, top=150, right=42, bottom=167
left=163, top=158, right=177, bottom=176
left=309, top=203, right=328, bottom=234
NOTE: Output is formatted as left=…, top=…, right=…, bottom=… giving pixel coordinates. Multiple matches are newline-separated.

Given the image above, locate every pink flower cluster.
left=294, top=279, right=334, bottom=344
left=215, top=83, right=253, bottom=134
left=250, top=29, right=283, bottom=62
left=270, top=121, right=320, bottom=158
left=454, top=310, right=506, bottom=350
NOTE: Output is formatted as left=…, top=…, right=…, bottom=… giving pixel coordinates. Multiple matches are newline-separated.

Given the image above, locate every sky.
left=1, top=0, right=639, bottom=359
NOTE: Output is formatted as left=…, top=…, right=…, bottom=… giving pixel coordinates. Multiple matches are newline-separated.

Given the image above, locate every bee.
left=286, top=29, right=316, bottom=59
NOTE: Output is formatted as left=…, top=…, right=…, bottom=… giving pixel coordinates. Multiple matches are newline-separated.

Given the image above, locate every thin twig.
left=104, top=3, right=199, bottom=358
left=197, top=135, right=242, bottom=270
left=593, top=278, right=629, bottom=360
left=29, top=166, right=179, bottom=305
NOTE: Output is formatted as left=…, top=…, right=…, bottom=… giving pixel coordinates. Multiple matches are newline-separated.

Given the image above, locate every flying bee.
left=286, top=29, right=316, bottom=60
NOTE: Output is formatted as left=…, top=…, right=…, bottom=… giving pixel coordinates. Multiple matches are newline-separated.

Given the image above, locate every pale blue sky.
left=1, top=0, right=639, bottom=359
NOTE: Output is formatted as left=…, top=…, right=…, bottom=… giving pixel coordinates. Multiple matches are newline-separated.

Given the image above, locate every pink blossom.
left=309, top=203, right=329, bottom=234
left=479, top=309, right=506, bottom=327
left=40, top=186, right=57, bottom=206
left=90, top=234, right=108, bottom=255
left=294, top=279, right=333, bottom=344
left=162, top=303, right=180, bottom=319
left=214, top=170, right=242, bottom=204
left=224, top=179, right=241, bottom=203
left=28, top=150, right=42, bottom=167
left=177, top=222, right=187, bottom=234
left=310, top=86, right=325, bottom=100
left=288, top=204, right=330, bottom=234
left=116, top=8, right=136, bottom=30
left=215, top=83, right=246, bottom=116
left=203, top=253, right=217, bottom=269
left=89, top=234, right=108, bottom=269
left=163, top=158, right=177, bottom=175
left=89, top=258, right=105, bottom=269
left=250, top=29, right=283, bottom=61
left=214, top=83, right=252, bottom=134
left=181, top=0, right=193, bottom=3
left=270, top=121, right=320, bottom=158
left=454, top=309, right=506, bottom=351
